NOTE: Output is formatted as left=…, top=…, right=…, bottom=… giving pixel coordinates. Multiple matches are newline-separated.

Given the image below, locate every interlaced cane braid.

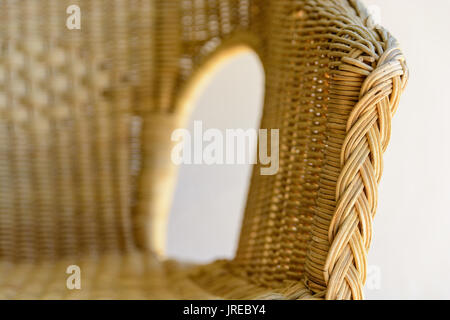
left=323, top=31, right=409, bottom=299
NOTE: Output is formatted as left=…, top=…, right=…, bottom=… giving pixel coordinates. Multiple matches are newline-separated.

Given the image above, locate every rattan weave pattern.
left=0, top=0, right=408, bottom=299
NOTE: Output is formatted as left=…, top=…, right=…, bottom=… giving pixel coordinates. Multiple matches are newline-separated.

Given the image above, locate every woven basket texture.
left=0, top=0, right=408, bottom=299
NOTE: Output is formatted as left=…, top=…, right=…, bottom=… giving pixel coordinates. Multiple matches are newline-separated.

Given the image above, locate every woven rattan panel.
left=232, top=0, right=408, bottom=299
left=0, top=0, right=143, bottom=261
left=234, top=0, right=333, bottom=286
left=0, top=0, right=257, bottom=261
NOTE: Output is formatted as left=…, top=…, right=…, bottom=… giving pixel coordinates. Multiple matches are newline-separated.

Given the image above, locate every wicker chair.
left=0, top=0, right=408, bottom=300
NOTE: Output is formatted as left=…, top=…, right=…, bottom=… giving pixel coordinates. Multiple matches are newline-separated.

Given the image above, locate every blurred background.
left=167, top=0, right=450, bottom=299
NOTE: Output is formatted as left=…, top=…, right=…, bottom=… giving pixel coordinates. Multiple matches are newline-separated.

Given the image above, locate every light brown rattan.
left=0, top=0, right=408, bottom=300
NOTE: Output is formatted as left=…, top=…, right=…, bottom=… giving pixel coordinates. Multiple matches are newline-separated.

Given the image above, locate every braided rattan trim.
left=325, top=41, right=407, bottom=300
left=307, top=3, right=409, bottom=299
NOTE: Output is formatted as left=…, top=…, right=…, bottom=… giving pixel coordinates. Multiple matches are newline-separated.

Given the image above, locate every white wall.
left=167, top=53, right=264, bottom=263
left=167, top=0, right=450, bottom=299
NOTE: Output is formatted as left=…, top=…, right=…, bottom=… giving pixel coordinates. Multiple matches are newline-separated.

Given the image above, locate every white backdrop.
left=167, top=0, right=450, bottom=299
